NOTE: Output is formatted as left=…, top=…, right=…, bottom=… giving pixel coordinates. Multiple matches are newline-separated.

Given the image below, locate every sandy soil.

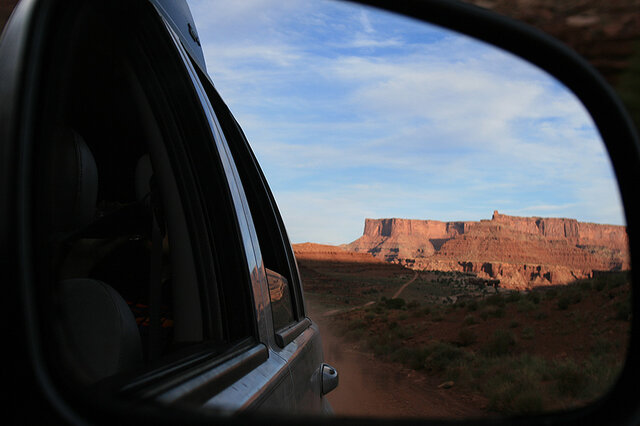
left=308, top=302, right=488, bottom=419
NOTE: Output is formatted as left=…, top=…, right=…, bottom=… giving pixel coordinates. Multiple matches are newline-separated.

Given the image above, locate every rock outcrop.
left=346, top=211, right=629, bottom=289
left=293, top=242, right=384, bottom=263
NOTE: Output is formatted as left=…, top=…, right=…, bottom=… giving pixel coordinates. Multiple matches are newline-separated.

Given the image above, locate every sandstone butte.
left=344, top=211, right=630, bottom=290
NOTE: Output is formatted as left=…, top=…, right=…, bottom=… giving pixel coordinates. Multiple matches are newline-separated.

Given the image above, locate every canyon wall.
left=346, top=211, right=629, bottom=289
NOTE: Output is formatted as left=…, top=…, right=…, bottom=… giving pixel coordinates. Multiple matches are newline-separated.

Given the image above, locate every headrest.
left=51, top=128, right=98, bottom=233
left=57, top=279, right=142, bottom=384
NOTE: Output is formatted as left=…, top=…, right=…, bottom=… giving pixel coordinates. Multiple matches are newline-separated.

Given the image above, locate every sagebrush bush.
left=526, top=291, right=541, bottom=305
left=516, top=298, right=537, bottom=313
left=545, top=288, right=558, bottom=300
left=615, top=300, right=631, bottom=321
left=557, top=296, right=571, bottom=310
left=463, top=314, right=478, bottom=326
left=521, top=326, right=535, bottom=340
left=486, top=294, right=506, bottom=307
left=407, top=300, right=420, bottom=309
left=483, top=329, right=517, bottom=357
left=458, top=328, right=478, bottom=347
left=506, top=292, right=521, bottom=303
left=423, top=341, right=470, bottom=373
left=553, top=360, right=586, bottom=398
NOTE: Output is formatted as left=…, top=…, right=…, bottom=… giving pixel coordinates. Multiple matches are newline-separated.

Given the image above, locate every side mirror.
left=321, top=363, right=339, bottom=395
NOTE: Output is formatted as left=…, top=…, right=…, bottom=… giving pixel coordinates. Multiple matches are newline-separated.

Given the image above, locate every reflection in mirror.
left=188, top=0, right=630, bottom=418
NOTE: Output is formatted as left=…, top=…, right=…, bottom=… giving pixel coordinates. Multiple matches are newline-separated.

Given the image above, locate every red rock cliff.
left=347, top=211, right=629, bottom=289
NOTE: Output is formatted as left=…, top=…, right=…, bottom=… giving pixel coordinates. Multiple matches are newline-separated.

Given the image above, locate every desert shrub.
left=516, top=299, right=537, bottom=313
left=506, top=292, right=521, bottom=303
left=350, top=319, right=366, bottom=330
left=390, top=347, right=427, bottom=370
left=388, top=321, right=399, bottom=330
left=422, top=306, right=431, bottom=315
left=509, top=320, right=520, bottom=329
left=364, top=313, right=375, bottom=321
left=458, top=328, right=478, bottom=347
left=578, top=280, right=592, bottom=291
left=397, top=312, right=408, bottom=321
left=594, top=279, right=607, bottom=292
left=571, top=291, right=582, bottom=304
left=463, top=314, right=478, bottom=326
left=556, top=289, right=582, bottom=306
left=423, top=341, right=470, bottom=373
left=553, top=360, right=587, bottom=398
left=367, top=332, right=400, bottom=356
left=590, top=338, right=613, bottom=358
left=466, top=300, right=478, bottom=312
left=480, top=305, right=506, bottom=321
left=606, top=273, right=628, bottom=290
left=521, top=326, right=535, bottom=340
left=486, top=294, right=506, bottom=307
left=615, top=300, right=631, bottom=321
left=483, top=329, right=517, bottom=357
left=557, top=296, right=571, bottom=310
left=487, top=305, right=506, bottom=318
left=432, top=313, right=444, bottom=322
left=526, top=291, right=541, bottom=305
left=509, top=391, right=545, bottom=414
left=534, top=311, right=548, bottom=320
left=383, top=298, right=406, bottom=310
left=484, top=362, right=545, bottom=414
left=344, top=328, right=365, bottom=340
left=407, top=300, right=420, bottom=309
left=391, top=326, right=411, bottom=340
left=545, top=288, right=558, bottom=300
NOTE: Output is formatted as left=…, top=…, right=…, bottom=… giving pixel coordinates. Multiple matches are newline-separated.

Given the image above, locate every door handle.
left=321, top=363, right=339, bottom=395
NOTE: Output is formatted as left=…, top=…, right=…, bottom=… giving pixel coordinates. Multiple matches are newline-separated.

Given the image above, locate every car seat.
left=52, top=128, right=142, bottom=385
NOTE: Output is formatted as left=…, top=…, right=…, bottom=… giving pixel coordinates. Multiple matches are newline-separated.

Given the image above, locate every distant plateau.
left=294, top=211, right=630, bottom=290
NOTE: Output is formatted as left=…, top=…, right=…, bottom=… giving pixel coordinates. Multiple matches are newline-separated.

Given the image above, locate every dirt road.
left=392, top=270, right=419, bottom=299
left=309, top=302, right=488, bottom=419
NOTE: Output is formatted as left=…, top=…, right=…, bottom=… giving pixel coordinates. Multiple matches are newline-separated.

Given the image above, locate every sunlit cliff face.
left=347, top=211, right=629, bottom=289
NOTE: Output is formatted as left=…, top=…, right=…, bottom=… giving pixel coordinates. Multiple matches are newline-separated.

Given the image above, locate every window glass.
left=265, top=268, right=296, bottom=329
left=33, top=1, right=257, bottom=393
left=197, top=76, right=301, bottom=330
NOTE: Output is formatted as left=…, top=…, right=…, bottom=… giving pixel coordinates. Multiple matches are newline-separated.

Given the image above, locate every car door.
left=0, top=0, right=327, bottom=418
left=151, top=0, right=335, bottom=413
left=195, top=68, right=336, bottom=414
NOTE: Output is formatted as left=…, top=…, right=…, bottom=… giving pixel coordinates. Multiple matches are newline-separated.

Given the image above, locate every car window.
left=197, top=75, right=304, bottom=334
left=30, top=0, right=259, bottom=394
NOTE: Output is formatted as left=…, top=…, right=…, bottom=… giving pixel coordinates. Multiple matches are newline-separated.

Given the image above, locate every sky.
left=186, top=0, right=625, bottom=245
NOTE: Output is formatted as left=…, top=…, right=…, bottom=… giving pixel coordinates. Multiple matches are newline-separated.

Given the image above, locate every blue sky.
left=186, top=0, right=625, bottom=245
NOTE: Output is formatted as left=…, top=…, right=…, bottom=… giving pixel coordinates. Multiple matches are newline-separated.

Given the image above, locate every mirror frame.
left=1, top=0, right=638, bottom=424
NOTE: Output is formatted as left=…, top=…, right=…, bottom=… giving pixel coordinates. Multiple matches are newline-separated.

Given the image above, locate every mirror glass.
left=188, top=0, right=630, bottom=417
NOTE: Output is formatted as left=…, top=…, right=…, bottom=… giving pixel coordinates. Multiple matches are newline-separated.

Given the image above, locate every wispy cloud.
left=187, top=0, right=624, bottom=244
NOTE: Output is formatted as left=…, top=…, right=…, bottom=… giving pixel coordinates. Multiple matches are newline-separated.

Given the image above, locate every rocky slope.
left=293, top=242, right=384, bottom=263
left=346, top=211, right=629, bottom=289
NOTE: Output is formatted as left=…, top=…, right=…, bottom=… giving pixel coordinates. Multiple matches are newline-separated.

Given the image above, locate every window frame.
left=197, top=72, right=310, bottom=347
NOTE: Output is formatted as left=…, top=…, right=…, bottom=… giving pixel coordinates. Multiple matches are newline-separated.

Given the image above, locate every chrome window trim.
left=161, top=17, right=273, bottom=347
left=151, top=13, right=299, bottom=412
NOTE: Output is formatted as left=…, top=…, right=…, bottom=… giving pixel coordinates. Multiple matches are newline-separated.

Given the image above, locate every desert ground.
left=298, top=249, right=630, bottom=418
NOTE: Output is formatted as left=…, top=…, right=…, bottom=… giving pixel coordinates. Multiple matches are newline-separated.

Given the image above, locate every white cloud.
left=186, top=0, right=625, bottom=243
